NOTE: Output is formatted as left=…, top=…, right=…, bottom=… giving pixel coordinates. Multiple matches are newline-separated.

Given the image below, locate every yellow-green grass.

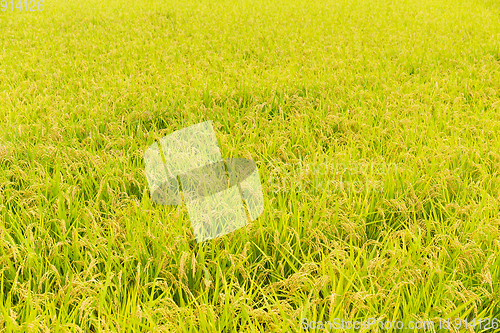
left=1, top=0, right=500, bottom=331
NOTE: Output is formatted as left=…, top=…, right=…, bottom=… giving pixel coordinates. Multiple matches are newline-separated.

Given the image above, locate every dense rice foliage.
left=1, top=0, right=500, bottom=331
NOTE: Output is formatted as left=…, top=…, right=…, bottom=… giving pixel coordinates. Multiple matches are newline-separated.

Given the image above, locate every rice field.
left=1, top=0, right=500, bottom=331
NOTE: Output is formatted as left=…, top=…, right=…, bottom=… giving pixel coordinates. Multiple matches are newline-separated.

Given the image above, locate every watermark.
left=144, top=121, right=264, bottom=242
left=267, top=160, right=399, bottom=194
left=300, top=317, right=499, bottom=331
left=1, top=0, right=44, bottom=11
